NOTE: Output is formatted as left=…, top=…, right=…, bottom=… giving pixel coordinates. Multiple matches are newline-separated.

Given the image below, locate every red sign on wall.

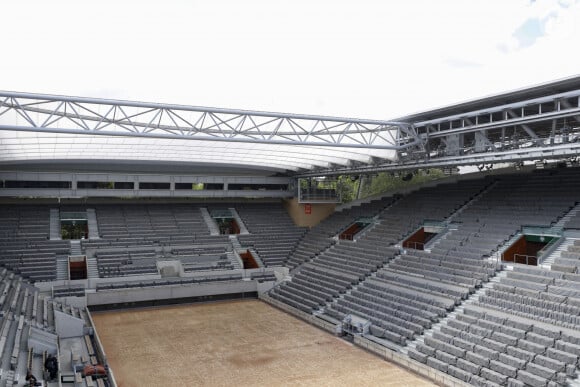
left=304, top=203, right=312, bottom=215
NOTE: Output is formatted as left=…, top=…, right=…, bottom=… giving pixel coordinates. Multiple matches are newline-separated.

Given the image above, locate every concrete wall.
left=283, top=198, right=336, bottom=227
left=86, top=280, right=257, bottom=306
left=54, top=310, right=85, bottom=338
left=260, top=294, right=339, bottom=334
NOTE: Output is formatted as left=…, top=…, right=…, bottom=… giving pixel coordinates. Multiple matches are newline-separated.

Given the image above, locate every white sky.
left=2, top=0, right=579, bottom=120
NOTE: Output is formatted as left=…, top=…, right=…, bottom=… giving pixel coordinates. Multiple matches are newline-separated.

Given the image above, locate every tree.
left=336, top=169, right=446, bottom=203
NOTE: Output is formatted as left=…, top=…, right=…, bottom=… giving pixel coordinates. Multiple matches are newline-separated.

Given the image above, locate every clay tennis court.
left=92, top=299, right=433, bottom=387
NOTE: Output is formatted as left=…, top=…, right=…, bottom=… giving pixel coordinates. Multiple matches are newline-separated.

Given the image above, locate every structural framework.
left=1, top=75, right=580, bottom=176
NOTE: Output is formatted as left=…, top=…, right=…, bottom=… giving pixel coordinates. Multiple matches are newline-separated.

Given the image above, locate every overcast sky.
left=2, top=0, right=579, bottom=120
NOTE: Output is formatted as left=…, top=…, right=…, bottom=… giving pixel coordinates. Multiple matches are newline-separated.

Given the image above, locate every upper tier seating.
left=321, top=179, right=492, bottom=344
left=0, top=206, right=70, bottom=282
left=80, top=204, right=236, bottom=278
left=285, top=196, right=397, bottom=270
left=324, top=172, right=580, bottom=349
left=82, top=204, right=225, bottom=250
left=272, top=168, right=580, bottom=385
left=236, top=203, right=307, bottom=266
left=273, top=179, right=489, bottom=319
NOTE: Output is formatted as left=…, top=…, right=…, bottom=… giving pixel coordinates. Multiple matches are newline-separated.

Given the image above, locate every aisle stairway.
left=555, top=203, right=580, bottom=228
left=229, top=235, right=263, bottom=268
left=200, top=208, right=220, bottom=236
left=86, top=208, right=100, bottom=239
left=86, top=257, right=99, bottom=279
left=541, top=237, right=575, bottom=269
left=227, top=235, right=244, bottom=270
left=228, top=208, right=250, bottom=234
left=56, top=257, right=69, bottom=280
left=49, top=208, right=60, bottom=240
left=70, top=240, right=82, bottom=256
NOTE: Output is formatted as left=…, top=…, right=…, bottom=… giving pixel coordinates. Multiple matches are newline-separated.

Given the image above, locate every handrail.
left=512, top=253, right=538, bottom=266
left=422, top=219, right=448, bottom=228
left=521, top=225, right=564, bottom=237
left=537, top=236, right=564, bottom=264
left=403, top=241, right=424, bottom=250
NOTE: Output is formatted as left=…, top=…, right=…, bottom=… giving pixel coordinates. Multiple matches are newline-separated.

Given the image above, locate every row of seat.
left=0, top=206, right=70, bottom=282
left=236, top=203, right=307, bottom=267
left=285, top=196, right=396, bottom=269
left=410, top=305, right=580, bottom=387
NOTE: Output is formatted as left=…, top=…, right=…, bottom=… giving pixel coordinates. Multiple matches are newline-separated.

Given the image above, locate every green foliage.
left=362, top=169, right=445, bottom=198
left=336, top=176, right=360, bottom=203
left=337, top=169, right=445, bottom=203
left=97, top=181, right=114, bottom=189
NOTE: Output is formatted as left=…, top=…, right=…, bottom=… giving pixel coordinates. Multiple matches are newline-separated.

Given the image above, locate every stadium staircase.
left=227, top=236, right=244, bottom=270
left=200, top=208, right=220, bottom=236
left=445, top=180, right=499, bottom=223
left=86, top=208, right=100, bottom=239
left=86, top=257, right=100, bottom=279
left=228, top=207, right=250, bottom=234
left=555, top=203, right=580, bottom=228
left=70, top=240, right=82, bottom=256
left=229, top=235, right=263, bottom=268
left=56, top=240, right=83, bottom=281
left=49, top=208, right=60, bottom=240
left=541, top=237, right=580, bottom=270
left=423, top=223, right=460, bottom=252
left=226, top=250, right=244, bottom=270
left=345, top=216, right=381, bottom=242
left=56, top=257, right=69, bottom=280
left=247, top=248, right=265, bottom=268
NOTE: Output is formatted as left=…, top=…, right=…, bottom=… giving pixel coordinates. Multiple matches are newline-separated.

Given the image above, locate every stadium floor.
left=92, top=299, right=434, bottom=387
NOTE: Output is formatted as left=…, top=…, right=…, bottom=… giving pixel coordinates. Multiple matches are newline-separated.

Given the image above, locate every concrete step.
left=555, top=202, right=580, bottom=228
left=540, top=237, right=579, bottom=269
left=86, top=258, right=100, bottom=279
left=69, top=240, right=82, bottom=256
left=200, top=207, right=220, bottom=236
left=86, top=208, right=100, bottom=239
left=247, top=248, right=265, bottom=268
left=228, top=208, right=250, bottom=235
left=56, top=257, right=69, bottom=281
left=226, top=251, right=244, bottom=270
left=446, top=180, right=499, bottom=222
left=49, top=208, right=61, bottom=240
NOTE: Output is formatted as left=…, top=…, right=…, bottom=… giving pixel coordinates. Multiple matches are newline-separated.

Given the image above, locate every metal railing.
left=507, top=253, right=538, bottom=266
left=537, top=236, right=564, bottom=264
left=60, top=211, right=88, bottom=220
left=521, top=225, right=564, bottom=237
left=422, top=219, right=448, bottom=228
left=403, top=241, right=424, bottom=250
left=299, top=188, right=339, bottom=202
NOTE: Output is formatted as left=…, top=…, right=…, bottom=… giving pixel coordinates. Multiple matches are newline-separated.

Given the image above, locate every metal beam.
left=0, top=91, right=416, bottom=150
left=297, top=142, right=580, bottom=177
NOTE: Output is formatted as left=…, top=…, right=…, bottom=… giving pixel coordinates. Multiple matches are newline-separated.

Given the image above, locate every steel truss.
left=300, top=89, right=580, bottom=176
left=0, top=91, right=418, bottom=150
left=2, top=87, right=580, bottom=176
